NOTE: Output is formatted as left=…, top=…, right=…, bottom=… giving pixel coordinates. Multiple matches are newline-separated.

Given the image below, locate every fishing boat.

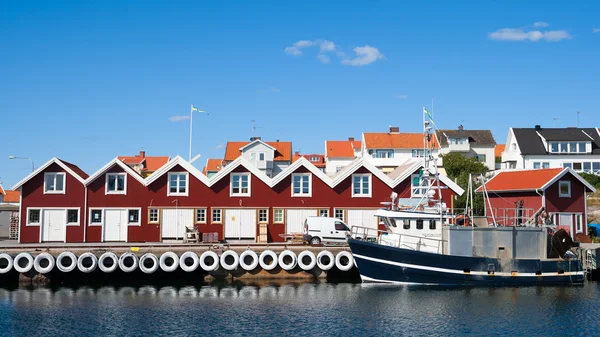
left=347, top=107, right=585, bottom=286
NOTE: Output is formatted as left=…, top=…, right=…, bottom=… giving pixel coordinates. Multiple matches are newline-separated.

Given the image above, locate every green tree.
left=579, top=172, right=600, bottom=189
left=442, top=153, right=488, bottom=216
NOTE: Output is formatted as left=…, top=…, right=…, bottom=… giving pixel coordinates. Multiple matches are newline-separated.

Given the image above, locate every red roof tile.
left=224, top=141, right=292, bottom=161
left=293, top=154, right=326, bottom=168
left=495, top=144, right=505, bottom=157
left=325, top=140, right=361, bottom=158
left=4, top=190, right=20, bottom=203
left=117, top=152, right=170, bottom=172
left=479, top=168, right=564, bottom=192
left=59, top=159, right=89, bottom=179
left=202, top=158, right=224, bottom=175
left=363, top=132, right=439, bottom=149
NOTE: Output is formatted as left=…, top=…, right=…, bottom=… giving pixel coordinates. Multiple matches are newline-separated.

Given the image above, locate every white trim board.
left=12, top=157, right=87, bottom=190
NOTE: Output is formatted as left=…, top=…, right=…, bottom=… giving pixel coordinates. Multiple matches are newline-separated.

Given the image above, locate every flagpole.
left=189, top=104, right=193, bottom=161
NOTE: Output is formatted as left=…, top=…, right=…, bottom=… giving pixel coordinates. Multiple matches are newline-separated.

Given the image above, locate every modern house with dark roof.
left=501, top=125, right=600, bottom=174
left=436, top=125, right=497, bottom=170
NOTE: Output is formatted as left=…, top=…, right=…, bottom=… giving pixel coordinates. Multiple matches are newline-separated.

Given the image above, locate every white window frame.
left=230, top=173, right=251, bottom=197
left=334, top=208, right=345, bottom=222
left=66, top=208, right=80, bottom=226
left=89, top=209, right=104, bottom=226
left=292, top=173, right=312, bottom=197
left=44, top=172, right=66, bottom=194
left=319, top=209, right=329, bottom=217
left=212, top=208, right=222, bottom=224
left=168, top=172, right=189, bottom=196
left=576, top=214, right=583, bottom=233
left=26, top=208, right=42, bottom=226
left=127, top=209, right=141, bottom=225
left=105, top=172, right=127, bottom=195
left=411, top=174, right=430, bottom=198
left=273, top=208, right=284, bottom=223
left=259, top=152, right=265, bottom=161
left=558, top=180, right=571, bottom=198
left=352, top=174, right=372, bottom=197
left=258, top=209, right=268, bottom=223
left=195, top=208, right=207, bottom=224
left=148, top=208, right=160, bottom=224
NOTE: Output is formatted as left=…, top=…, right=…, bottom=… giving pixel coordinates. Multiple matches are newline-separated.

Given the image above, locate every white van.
left=303, top=216, right=350, bottom=244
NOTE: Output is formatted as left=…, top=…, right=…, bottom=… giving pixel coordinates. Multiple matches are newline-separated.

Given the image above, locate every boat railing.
left=350, top=226, right=446, bottom=254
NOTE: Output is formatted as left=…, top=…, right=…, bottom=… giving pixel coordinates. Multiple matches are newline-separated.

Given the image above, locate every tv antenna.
left=552, top=117, right=559, bottom=128
left=251, top=120, right=262, bottom=136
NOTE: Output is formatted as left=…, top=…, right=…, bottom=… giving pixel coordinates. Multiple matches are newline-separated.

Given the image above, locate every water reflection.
left=0, top=282, right=597, bottom=336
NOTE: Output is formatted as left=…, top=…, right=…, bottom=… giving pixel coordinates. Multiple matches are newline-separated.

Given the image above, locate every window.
left=319, top=209, right=329, bottom=217
left=168, top=172, right=188, bottom=196
left=403, top=219, right=410, bottom=230
left=412, top=149, right=431, bottom=158
left=576, top=214, right=583, bottom=233
left=310, top=156, right=319, bottom=162
left=476, top=154, right=486, bottom=163
left=533, top=162, right=540, bottom=169
left=559, top=142, right=568, bottom=153
left=28, top=209, right=41, bottom=224
left=212, top=209, right=222, bottom=223
left=149, top=208, right=159, bottom=223
left=512, top=143, right=517, bottom=150
left=559, top=181, right=571, bottom=198
left=274, top=209, right=284, bottom=223
left=429, top=220, right=436, bottom=230
left=195, top=209, right=206, bottom=223
left=416, top=219, right=423, bottom=230
left=292, top=173, right=311, bottom=196
left=449, top=137, right=467, bottom=145
left=231, top=173, right=250, bottom=196
left=128, top=209, right=140, bottom=224
left=90, top=209, right=102, bottom=224
left=573, top=162, right=582, bottom=171
left=44, top=172, right=65, bottom=194
left=542, top=162, right=550, bottom=169
left=550, top=142, right=559, bottom=153
left=563, top=163, right=572, bottom=169
left=569, top=142, right=577, bottom=153
left=334, top=209, right=345, bottom=222
left=411, top=174, right=430, bottom=197
left=336, top=166, right=343, bottom=172
left=593, top=162, right=600, bottom=173
left=258, top=209, right=268, bottom=223
left=352, top=174, right=371, bottom=197
left=259, top=152, right=265, bottom=161
left=106, top=173, right=126, bottom=194
left=334, top=221, right=349, bottom=231
left=67, top=209, right=79, bottom=224
left=578, top=142, right=587, bottom=153
left=583, top=162, right=591, bottom=173
left=375, top=150, right=394, bottom=158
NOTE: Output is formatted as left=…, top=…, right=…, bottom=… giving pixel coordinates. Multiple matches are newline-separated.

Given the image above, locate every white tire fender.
left=0, top=253, right=14, bottom=274
left=220, top=250, right=239, bottom=271
left=199, top=251, right=219, bottom=271
left=34, top=253, right=55, bottom=274
left=239, top=250, right=259, bottom=271
left=259, top=250, right=278, bottom=271
left=278, top=250, right=297, bottom=271
left=316, top=250, right=335, bottom=271
left=118, top=252, right=139, bottom=273
left=159, top=252, right=179, bottom=272
left=14, top=253, right=34, bottom=273
left=77, top=252, right=98, bottom=273
left=297, top=250, right=317, bottom=271
left=179, top=251, right=199, bottom=272
left=335, top=251, right=354, bottom=271
left=98, top=252, right=119, bottom=273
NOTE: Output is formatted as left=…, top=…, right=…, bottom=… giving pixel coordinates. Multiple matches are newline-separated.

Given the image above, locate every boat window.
left=416, top=220, right=423, bottom=230
left=403, top=219, right=410, bottom=230
left=384, top=218, right=396, bottom=228
left=429, top=220, right=436, bottom=230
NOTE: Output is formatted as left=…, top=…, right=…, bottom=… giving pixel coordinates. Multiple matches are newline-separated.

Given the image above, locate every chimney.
left=139, top=150, right=146, bottom=158
left=276, top=139, right=280, bottom=142
left=458, top=125, right=464, bottom=132
left=389, top=126, right=400, bottom=133
left=250, top=136, right=261, bottom=141
left=348, top=137, right=355, bottom=141
left=535, top=125, right=541, bottom=130
left=294, top=151, right=299, bottom=156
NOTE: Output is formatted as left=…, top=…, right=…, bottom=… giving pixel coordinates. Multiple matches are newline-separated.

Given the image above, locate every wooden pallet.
left=9, top=213, right=19, bottom=240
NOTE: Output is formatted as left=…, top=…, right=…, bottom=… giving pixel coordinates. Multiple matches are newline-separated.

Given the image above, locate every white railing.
left=350, top=226, right=445, bottom=254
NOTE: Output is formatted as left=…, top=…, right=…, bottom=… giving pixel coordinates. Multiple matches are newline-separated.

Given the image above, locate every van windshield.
left=335, top=221, right=350, bottom=231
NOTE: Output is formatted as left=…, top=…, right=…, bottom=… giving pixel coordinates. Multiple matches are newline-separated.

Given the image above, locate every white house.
left=362, top=126, right=440, bottom=173
left=223, top=137, right=292, bottom=177
left=436, top=125, right=497, bottom=170
left=324, top=137, right=362, bottom=176
left=501, top=125, right=600, bottom=174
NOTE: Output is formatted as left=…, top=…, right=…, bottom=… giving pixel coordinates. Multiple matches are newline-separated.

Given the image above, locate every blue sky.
left=2, top=0, right=600, bottom=187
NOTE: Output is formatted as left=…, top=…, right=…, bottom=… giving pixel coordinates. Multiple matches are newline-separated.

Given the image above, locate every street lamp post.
left=8, top=156, right=35, bottom=172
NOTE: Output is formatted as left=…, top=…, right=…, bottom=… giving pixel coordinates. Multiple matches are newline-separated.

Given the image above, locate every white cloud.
left=341, top=45, right=384, bottom=66
left=317, top=54, right=330, bottom=64
left=488, top=23, right=571, bottom=42
left=256, top=87, right=280, bottom=93
left=215, top=143, right=226, bottom=149
left=319, top=40, right=336, bottom=52
left=393, top=94, right=408, bottom=99
left=284, top=40, right=316, bottom=56
left=593, top=28, right=600, bottom=33
left=533, top=22, right=549, bottom=28
left=168, top=115, right=189, bottom=122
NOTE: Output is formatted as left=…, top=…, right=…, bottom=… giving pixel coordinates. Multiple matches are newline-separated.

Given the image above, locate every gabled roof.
left=0, top=184, right=4, bottom=195
left=330, top=157, right=393, bottom=187
left=325, top=140, right=361, bottom=158
left=4, top=190, right=20, bottom=203
left=117, top=152, right=170, bottom=172
left=208, top=156, right=272, bottom=187
left=512, top=127, right=600, bottom=155
left=495, top=144, right=505, bottom=157
left=294, top=154, right=325, bottom=168
left=386, top=158, right=465, bottom=195
left=202, top=158, right=224, bottom=175
left=239, top=139, right=276, bottom=152
left=436, top=129, right=496, bottom=147
left=475, top=168, right=596, bottom=193
left=271, top=157, right=331, bottom=187
left=145, top=155, right=210, bottom=186
left=224, top=141, right=292, bottom=162
left=84, top=157, right=147, bottom=186
left=12, top=158, right=88, bottom=190
left=363, top=132, right=439, bottom=149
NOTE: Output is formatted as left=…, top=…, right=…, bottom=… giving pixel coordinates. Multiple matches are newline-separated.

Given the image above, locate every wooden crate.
left=9, top=213, right=19, bottom=240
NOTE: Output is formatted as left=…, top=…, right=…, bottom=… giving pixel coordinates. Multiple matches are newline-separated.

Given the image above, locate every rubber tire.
left=118, top=252, right=139, bottom=273
left=335, top=251, right=354, bottom=271
left=14, top=253, right=34, bottom=273
left=199, top=251, right=219, bottom=271
left=34, top=253, right=55, bottom=274
left=259, top=250, right=278, bottom=271
left=0, top=253, right=13, bottom=274
left=278, top=250, right=297, bottom=271
left=77, top=252, right=98, bottom=273
left=310, top=237, right=321, bottom=245
left=297, top=250, right=317, bottom=271
left=239, top=250, right=259, bottom=271
left=316, top=250, right=335, bottom=271
left=56, top=252, right=78, bottom=273
left=139, top=253, right=159, bottom=274
left=159, top=252, right=180, bottom=272
left=220, top=250, right=239, bottom=271
left=179, top=251, right=199, bottom=272
left=98, top=252, right=119, bottom=273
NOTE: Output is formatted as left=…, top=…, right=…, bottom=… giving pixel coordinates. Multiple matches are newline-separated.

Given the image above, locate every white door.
left=347, top=209, right=379, bottom=230
left=286, top=209, right=317, bottom=234
left=224, top=209, right=256, bottom=240
left=161, top=209, right=194, bottom=239
left=104, top=209, right=128, bottom=242
left=559, top=213, right=574, bottom=238
left=42, top=209, right=66, bottom=242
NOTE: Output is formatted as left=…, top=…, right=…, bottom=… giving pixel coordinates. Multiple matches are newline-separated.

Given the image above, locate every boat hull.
left=348, top=238, right=584, bottom=286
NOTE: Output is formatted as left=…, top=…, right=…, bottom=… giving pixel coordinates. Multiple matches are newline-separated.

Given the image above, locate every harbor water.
left=0, top=281, right=598, bottom=336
